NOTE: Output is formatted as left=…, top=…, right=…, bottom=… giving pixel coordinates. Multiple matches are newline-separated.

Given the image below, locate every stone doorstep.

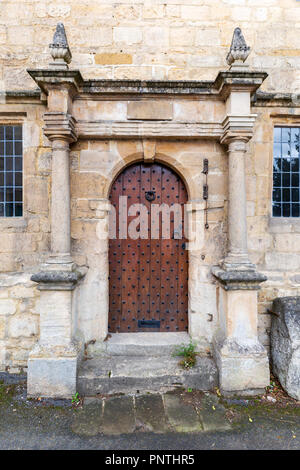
left=105, top=332, right=191, bottom=356
left=71, top=392, right=231, bottom=436
left=77, top=355, right=218, bottom=396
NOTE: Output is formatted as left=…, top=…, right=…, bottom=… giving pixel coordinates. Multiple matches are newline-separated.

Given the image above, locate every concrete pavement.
left=0, top=374, right=299, bottom=450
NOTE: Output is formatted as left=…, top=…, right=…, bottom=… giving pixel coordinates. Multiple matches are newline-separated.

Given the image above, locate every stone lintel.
left=31, top=269, right=83, bottom=291
left=26, top=72, right=269, bottom=105
left=43, top=112, right=77, bottom=142
left=214, top=71, right=268, bottom=100
left=212, top=266, right=267, bottom=291
left=82, top=79, right=213, bottom=96
left=76, top=120, right=223, bottom=140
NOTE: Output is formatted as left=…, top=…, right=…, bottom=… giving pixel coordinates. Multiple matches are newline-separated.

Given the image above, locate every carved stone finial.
left=226, top=27, right=250, bottom=69
left=49, top=23, right=72, bottom=69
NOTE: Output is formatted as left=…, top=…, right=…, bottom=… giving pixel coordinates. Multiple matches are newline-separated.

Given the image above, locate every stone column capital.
left=43, top=112, right=77, bottom=143
left=227, top=138, right=248, bottom=152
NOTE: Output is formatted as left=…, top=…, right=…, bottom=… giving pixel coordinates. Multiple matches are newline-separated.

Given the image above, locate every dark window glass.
left=274, top=127, right=281, bottom=143
left=292, top=204, right=300, bottom=217
left=273, top=158, right=281, bottom=172
left=273, top=127, right=300, bottom=217
left=14, top=141, right=22, bottom=156
left=273, top=173, right=281, bottom=187
left=282, top=173, right=290, bottom=187
left=15, top=157, right=22, bottom=171
left=5, top=157, right=13, bottom=171
left=0, top=125, right=23, bottom=217
left=5, top=126, right=13, bottom=140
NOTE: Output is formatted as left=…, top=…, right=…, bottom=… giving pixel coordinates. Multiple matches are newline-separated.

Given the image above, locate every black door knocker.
left=145, top=190, right=156, bottom=202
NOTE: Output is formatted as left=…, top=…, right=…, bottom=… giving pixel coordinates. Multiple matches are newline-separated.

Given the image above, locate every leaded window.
left=0, top=125, right=23, bottom=217
left=273, top=127, right=300, bottom=217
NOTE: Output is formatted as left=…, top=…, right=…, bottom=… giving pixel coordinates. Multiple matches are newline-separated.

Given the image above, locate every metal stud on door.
left=108, top=163, right=188, bottom=333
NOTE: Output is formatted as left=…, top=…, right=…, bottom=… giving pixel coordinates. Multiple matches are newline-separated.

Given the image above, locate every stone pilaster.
left=44, top=112, right=76, bottom=267
left=27, top=30, right=85, bottom=397
left=28, top=110, right=83, bottom=397
left=212, top=59, right=270, bottom=395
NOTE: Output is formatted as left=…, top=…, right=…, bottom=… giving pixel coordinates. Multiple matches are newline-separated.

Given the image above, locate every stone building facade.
left=0, top=1, right=300, bottom=398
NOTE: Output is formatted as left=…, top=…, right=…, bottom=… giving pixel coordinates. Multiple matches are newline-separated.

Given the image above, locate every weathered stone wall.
left=0, top=99, right=48, bottom=372
left=2, top=95, right=300, bottom=368
left=249, top=105, right=300, bottom=351
left=0, top=0, right=299, bottom=92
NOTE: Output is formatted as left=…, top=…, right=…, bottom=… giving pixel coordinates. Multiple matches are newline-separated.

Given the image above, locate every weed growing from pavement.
left=173, top=341, right=197, bottom=369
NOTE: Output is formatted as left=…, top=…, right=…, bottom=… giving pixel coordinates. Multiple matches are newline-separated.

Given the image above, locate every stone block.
left=10, top=286, right=35, bottom=299
left=216, top=348, right=270, bottom=395
left=0, top=318, right=5, bottom=339
left=181, top=6, right=211, bottom=20
left=265, top=252, right=300, bottom=271
left=271, top=297, right=300, bottom=400
left=94, top=53, right=132, bottom=65
left=170, top=28, right=195, bottom=47
left=231, top=6, right=252, bottom=21
left=114, top=66, right=152, bottom=80
left=144, top=27, right=169, bottom=48
left=195, top=30, right=221, bottom=47
left=48, top=4, right=71, bottom=18
left=27, top=356, right=77, bottom=398
left=127, top=101, right=173, bottom=121
left=165, top=5, right=180, bottom=18
left=113, top=27, right=142, bottom=45
left=80, top=150, right=120, bottom=174
left=8, top=316, right=38, bottom=339
left=0, top=299, right=16, bottom=316
left=114, top=5, right=140, bottom=20
left=0, top=341, right=6, bottom=370
left=71, top=173, right=106, bottom=199
left=274, top=234, right=300, bottom=253
left=143, top=5, right=164, bottom=19
left=25, top=177, right=49, bottom=213
left=7, top=26, right=34, bottom=45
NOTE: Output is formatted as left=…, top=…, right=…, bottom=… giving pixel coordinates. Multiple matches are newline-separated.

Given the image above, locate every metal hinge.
left=202, top=158, right=208, bottom=175
left=203, top=159, right=209, bottom=229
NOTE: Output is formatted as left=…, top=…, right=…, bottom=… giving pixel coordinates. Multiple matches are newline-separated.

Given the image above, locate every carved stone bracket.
left=44, top=112, right=77, bottom=142
left=221, top=115, right=257, bottom=145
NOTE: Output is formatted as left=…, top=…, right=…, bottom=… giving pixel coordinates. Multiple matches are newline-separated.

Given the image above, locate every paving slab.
left=199, top=393, right=231, bottom=432
left=135, top=394, right=170, bottom=433
left=101, top=396, right=135, bottom=435
left=71, top=401, right=103, bottom=436
left=163, top=392, right=203, bottom=432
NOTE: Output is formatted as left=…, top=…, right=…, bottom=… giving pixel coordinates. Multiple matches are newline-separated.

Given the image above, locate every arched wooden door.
left=108, top=162, right=188, bottom=333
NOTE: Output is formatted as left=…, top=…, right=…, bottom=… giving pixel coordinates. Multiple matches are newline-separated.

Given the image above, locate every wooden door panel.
left=108, top=162, right=188, bottom=333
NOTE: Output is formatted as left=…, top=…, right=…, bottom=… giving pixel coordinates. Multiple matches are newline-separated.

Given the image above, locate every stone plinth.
left=213, top=268, right=270, bottom=395
left=271, top=297, right=300, bottom=401
left=27, top=268, right=83, bottom=398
